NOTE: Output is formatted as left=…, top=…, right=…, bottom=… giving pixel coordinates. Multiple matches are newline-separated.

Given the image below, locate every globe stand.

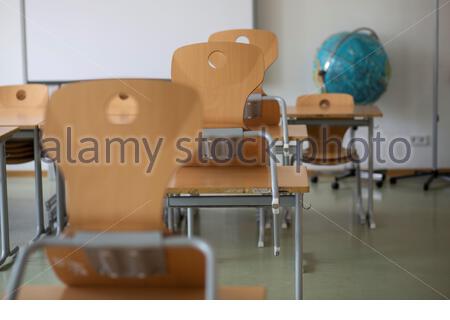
left=311, top=169, right=386, bottom=189
left=389, top=0, right=449, bottom=191
left=390, top=170, right=450, bottom=191
left=316, top=28, right=389, bottom=190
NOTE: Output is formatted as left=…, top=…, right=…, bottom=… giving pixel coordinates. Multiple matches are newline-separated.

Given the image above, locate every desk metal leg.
left=368, top=119, right=376, bottom=229
left=352, top=128, right=365, bottom=224
left=167, top=207, right=174, bottom=232
left=33, top=127, right=46, bottom=240
left=355, top=162, right=365, bottom=224
left=173, top=208, right=181, bottom=232
left=295, top=193, right=303, bottom=300
left=282, top=154, right=289, bottom=166
left=187, top=208, right=194, bottom=238
left=0, top=141, right=19, bottom=266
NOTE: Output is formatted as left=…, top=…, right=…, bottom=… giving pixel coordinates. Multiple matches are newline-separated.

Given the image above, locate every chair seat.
left=6, top=149, right=34, bottom=158
left=6, top=140, right=33, bottom=148
left=6, top=149, right=34, bottom=165
left=168, top=165, right=309, bottom=194
left=6, top=146, right=33, bottom=154
left=248, top=125, right=308, bottom=141
left=5, top=139, right=34, bottom=164
left=302, top=147, right=358, bottom=165
left=15, top=285, right=266, bottom=300
left=6, top=157, right=34, bottom=165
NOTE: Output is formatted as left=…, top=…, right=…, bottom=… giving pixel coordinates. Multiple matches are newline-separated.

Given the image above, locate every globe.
left=313, top=28, right=391, bottom=105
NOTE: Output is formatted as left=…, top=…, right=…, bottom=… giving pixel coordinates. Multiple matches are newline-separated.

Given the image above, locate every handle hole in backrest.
left=106, top=93, right=139, bottom=125
left=118, top=92, right=129, bottom=100
left=16, top=90, right=27, bottom=101
left=319, top=99, right=331, bottom=109
left=208, top=50, right=227, bottom=70
left=235, top=35, right=250, bottom=44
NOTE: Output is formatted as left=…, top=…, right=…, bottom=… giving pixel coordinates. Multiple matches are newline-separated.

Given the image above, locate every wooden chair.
left=172, top=41, right=288, bottom=254
left=209, top=29, right=297, bottom=164
left=297, top=94, right=355, bottom=163
left=209, top=29, right=302, bottom=238
left=5, top=80, right=265, bottom=300
left=296, top=93, right=365, bottom=221
left=0, top=85, right=48, bottom=164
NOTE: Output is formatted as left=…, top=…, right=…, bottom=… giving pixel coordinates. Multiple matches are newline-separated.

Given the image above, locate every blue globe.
left=314, top=29, right=391, bottom=105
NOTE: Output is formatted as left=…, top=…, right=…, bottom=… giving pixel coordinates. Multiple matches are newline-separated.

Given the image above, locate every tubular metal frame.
left=262, top=95, right=290, bottom=165
left=8, top=129, right=47, bottom=238
left=53, top=165, right=67, bottom=235
left=167, top=191, right=304, bottom=300
left=32, top=127, right=46, bottom=239
left=5, top=233, right=217, bottom=300
left=246, top=94, right=291, bottom=165
left=0, top=139, right=19, bottom=266
left=245, top=94, right=294, bottom=246
left=193, top=128, right=281, bottom=255
left=289, top=117, right=376, bottom=229
left=0, top=128, right=47, bottom=267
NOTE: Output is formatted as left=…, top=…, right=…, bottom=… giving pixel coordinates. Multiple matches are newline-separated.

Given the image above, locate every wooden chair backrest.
left=46, top=245, right=206, bottom=290
left=296, top=93, right=355, bottom=116
left=0, top=85, right=48, bottom=164
left=42, top=80, right=202, bottom=232
left=296, top=94, right=355, bottom=161
left=0, top=84, right=48, bottom=126
left=209, top=29, right=280, bottom=127
left=0, top=84, right=48, bottom=110
left=171, top=42, right=264, bottom=128
left=209, top=29, right=278, bottom=70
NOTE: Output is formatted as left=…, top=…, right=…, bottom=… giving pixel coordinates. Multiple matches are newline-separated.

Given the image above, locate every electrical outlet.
left=410, top=135, right=430, bottom=147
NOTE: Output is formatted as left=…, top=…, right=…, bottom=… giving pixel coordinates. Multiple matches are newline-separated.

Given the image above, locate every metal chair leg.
left=55, top=167, right=66, bottom=235
left=355, top=162, right=366, bottom=225
left=295, top=193, right=304, bottom=300
left=264, top=208, right=271, bottom=229
left=272, top=208, right=280, bottom=256
left=32, top=127, right=46, bottom=240
left=173, top=208, right=182, bottom=232
left=166, top=207, right=174, bottom=232
left=282, top=207, right=291, bottom=229
left=257, top=208, right=265, bottom=248
left=0, top=141, right=19, bottom=266
left=187, top=208, right=194, bottom=238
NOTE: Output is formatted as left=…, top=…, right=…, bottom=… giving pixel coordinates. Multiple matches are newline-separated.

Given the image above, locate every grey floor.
left=1, top=174, right=449, bottom=299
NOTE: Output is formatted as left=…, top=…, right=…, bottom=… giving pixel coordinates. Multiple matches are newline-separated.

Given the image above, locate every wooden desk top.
left=168, top=165, right=309, bottom=194
left=0, top=109, right=45, bottom=129
left=287, top=105, right=383, bottom=119
left=0, top=126, right=19, bottom=141
left=249, top=125, right=308, bottom=141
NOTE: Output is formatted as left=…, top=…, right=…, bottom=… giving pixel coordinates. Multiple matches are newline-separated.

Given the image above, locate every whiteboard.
left=24, top=0, right=254, bottom=82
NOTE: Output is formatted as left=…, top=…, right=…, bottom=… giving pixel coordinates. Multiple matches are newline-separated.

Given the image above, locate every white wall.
left=0, top=0, right=34, bottom=171
left=256, top=0, right=450, bottom=169
left=2, top=0, right=450, bottom=170
left=0, top=0, right=25, bottom=85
